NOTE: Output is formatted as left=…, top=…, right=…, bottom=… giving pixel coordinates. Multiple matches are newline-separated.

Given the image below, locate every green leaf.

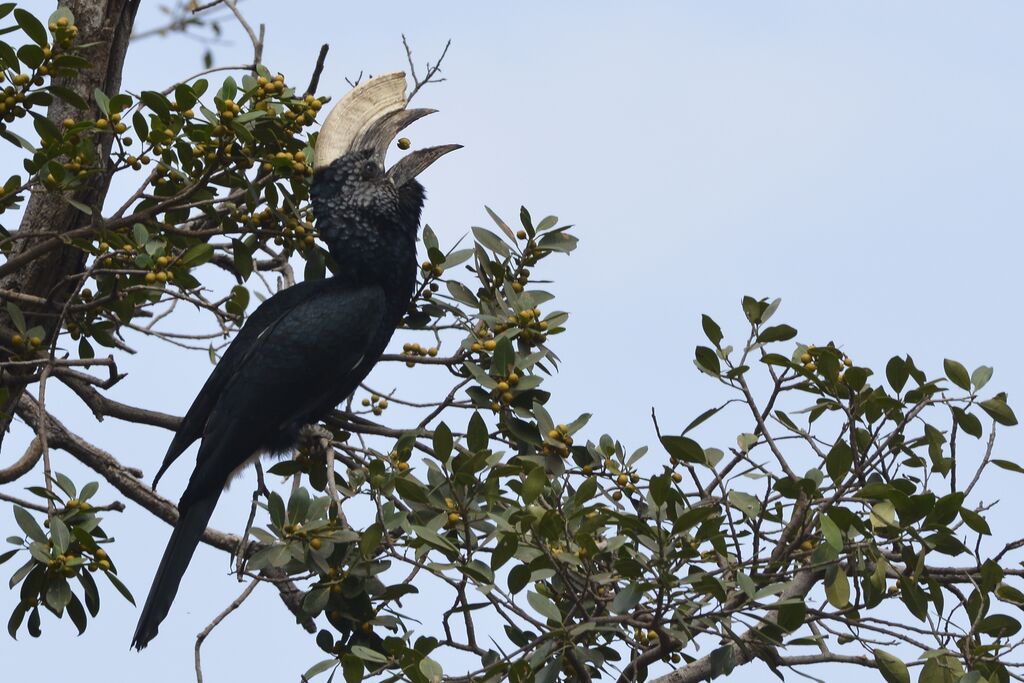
left=66, top=198, right=92, bottom=215
left=959, top=507, right=991, bottom=535
left=682, top=405, right=723, bottom=435
left=45, top=577, right=72, bottom=612
left=886, top=356, right=909, bottom=393
left=340, top=655, right=362, bottom=683
left=919, top=654, right=963, bottom=683
left=873, top=649, right=910, bottom=683
left=952, top=408, right=983, bottom=438
left=104, top=570, right=136, bottom=605
left=977, top=613, right=1020, bottom=637
left=12, top=506, right=45, bottom=543
left=349, top=645, right=388, bottom=664
left=821, top=515, right=842, bottom=550
left=701, top=314, right=723, bottom=347
left=943, top=359, right=971, bottom=391
left=992, top=459, right=1024, bottom=474
left=6, top=301, right=26, bottom=333
left=694, top=345, right=720, bottom=375
left=93, top=88, right=110, bottom=117
left=467, top=412, right=488, bottom=452
left=303, top=659, right=338, bottom=682
left=49, top=517, right=70, bottom=554
left=527, top=591, right=562, bottom=623
left=14, top=8, right=46, bottom=46
left=972, top=366, right=994, bottom=391
left=360, top=523, right=382, bottom=558
left=232, top=239, right=253, bottom=280
left=979, top=397, right=1017, bottom=426
left=418, top=657, right=443, bottom=683
left=226, top=286, right=249, bottom=316
left=826, top=441, right=852, bottom=483
left=521, top=466, right=546, bottom=505
left=728, top=491, right=761, bottom=519
left=757, top=324, right=797, bottom=343
left=660, top=435, right=706, bottom=465
left=825, top=567, right=850, bottom=608
left=611, top=584, right=642, bottom=614
left=471, top=226, right=510, bottom=257
left=432, top=422, right=452, bottom=462
left=178, top=242, right=214, bottom=267
left=491, top=534, right=517, bottom=571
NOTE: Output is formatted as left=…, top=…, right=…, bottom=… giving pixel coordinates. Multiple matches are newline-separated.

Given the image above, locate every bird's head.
left=311, top=72, right=459, bottom=235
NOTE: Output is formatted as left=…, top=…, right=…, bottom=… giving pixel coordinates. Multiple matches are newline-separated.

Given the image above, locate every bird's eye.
left=361, top=160, right=378, bottom=180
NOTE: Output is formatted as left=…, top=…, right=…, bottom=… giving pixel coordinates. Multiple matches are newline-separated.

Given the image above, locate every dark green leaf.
left=12, top=506, right=45, bottom=543
left=979, top=398, right=1017, bottom=426
left=873, top=649, right=910, bottom=683
left=521, top=466, right=546, bottom=505
left=660, top=435, right=706, bottom=465
left=943, top=359, right=970, bottom=391
left=886, top=356, right=908, bottom=393
left=14, top=8, right=46, bottom=46
left=610, top=584, right=642, bottom=614
left=757, top=324, right=797, bottom=343
left=432, top=422, right=452, bottom=462
left=701, top=314, right=723, bottom=347
left=694, top=345, right=720, bottom=375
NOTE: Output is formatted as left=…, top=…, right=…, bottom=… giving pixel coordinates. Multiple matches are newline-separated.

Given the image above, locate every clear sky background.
left=3, top=1, right=1024, bottom=681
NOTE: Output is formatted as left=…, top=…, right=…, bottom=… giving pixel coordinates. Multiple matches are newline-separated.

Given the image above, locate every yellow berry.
left=448, top=512, right=461, bottom=523
left=397, top=137, right=411, bottom=150
left=483, top=339, right=497, bottom=351
left=310, top=538, right=322, bottom=550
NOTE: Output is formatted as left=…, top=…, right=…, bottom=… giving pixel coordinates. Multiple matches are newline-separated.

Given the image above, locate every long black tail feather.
left=131, top=492, right=220, bottom=650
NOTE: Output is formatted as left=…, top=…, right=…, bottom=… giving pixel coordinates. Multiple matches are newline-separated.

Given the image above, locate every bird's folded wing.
left=179, top=283, right=387, bottom=497
left=155, top=278, right=354, bottom=486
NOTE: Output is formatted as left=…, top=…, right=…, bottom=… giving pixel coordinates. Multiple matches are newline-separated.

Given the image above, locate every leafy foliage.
left=1, top=4, right=1023, bottom=683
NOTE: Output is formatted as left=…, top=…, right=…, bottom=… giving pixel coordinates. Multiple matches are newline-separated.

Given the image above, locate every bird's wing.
left=180, top=282, right=386, bottom=502
left=153, top=279, right=326, bottom=488
left=132, top=283, right=387, bottom=648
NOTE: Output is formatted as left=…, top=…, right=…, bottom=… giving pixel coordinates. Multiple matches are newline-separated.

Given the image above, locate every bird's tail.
left=131, top=491, right=221, bottom=650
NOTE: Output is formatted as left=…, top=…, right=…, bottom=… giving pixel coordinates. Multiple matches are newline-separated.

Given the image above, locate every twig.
left=401, top=34, right=451, bottom=103
left=194, top=579, right=258, bottom=683
left=304, top=44, right=330, bottom=96
left=223, top=0, right=262, bottom=70
left=36, top=365, right=54, bottom=516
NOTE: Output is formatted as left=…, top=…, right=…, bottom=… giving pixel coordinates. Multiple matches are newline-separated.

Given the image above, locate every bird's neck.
left=325, top=224, right=417, bottom=307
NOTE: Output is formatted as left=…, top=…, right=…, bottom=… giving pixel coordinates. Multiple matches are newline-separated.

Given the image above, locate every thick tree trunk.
left=0, top=0, right=140, bottom=446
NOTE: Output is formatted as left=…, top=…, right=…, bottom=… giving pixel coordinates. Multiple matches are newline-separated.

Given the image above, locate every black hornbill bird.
left=131, top=72, right=459, bottom=650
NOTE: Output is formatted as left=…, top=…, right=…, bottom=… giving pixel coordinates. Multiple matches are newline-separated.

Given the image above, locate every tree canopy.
left=2, top=3, right=1023, bottom=683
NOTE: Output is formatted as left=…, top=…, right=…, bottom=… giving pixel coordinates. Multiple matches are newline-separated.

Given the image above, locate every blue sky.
left=4, top=1, right=1024, bottom=681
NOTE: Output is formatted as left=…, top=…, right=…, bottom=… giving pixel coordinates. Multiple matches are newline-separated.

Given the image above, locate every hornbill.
left=131, top=72, right=459, bottom=650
